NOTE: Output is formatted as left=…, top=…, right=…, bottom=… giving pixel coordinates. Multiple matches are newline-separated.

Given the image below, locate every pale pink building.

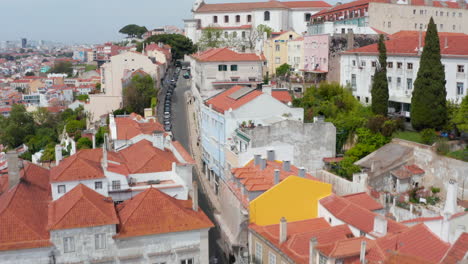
left=303, top=34, right=329, bottom=74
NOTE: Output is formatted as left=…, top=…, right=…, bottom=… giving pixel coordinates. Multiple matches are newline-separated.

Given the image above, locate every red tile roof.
left=320, top=194, right=407, bottom=235
left=0, top=163, right=51, bottom=251
left=115, top=188, right=213, bottom=238
left=50, top=150, right=106, bottom=182
left=48, top=184, right=118, bottom=230
left=191, top=48, right=265, bottom=62
left=442, top=233, right=468, bottom=264
left=345, top=32, right=468, bottom=57
left=316, top=236, right=373, bottom=259
left=114, top=115, right=164, bottom=140
left=205, top=85, right=263, bottom=113
left=404, top=164, right=424, bottom=175
left=232, top=159, right=319, bottom=192
left=376, top=224, right=450, bottom=263
left=271, top=90, right=292, bottom=104
left=196, top=0, right=331, bottom=12
left=400, top=216, right=443, bottom=224
left=250, top=219, right=353, bottom=263
left=342, top=192, right=384, bottom=211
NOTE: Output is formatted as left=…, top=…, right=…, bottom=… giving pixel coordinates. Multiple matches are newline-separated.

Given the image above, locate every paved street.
left=159, top=64, right=227, bottom=263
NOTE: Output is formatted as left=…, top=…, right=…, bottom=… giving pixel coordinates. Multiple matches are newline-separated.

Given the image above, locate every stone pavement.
left=184, top=91, right=222, bottom=213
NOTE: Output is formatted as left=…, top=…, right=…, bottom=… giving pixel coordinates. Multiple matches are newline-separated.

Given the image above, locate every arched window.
left=304, top=13, right=311, bottom=22
left=236, top=15, right=241, bottom=23
left=264, top=11, right=270, bottom=21
left=247, top=15, right=252, bottom=23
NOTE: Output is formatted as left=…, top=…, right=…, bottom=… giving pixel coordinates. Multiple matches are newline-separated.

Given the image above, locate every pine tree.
left=371, top=34, right=389, bottom=116
left=411, top=17, right=447, bottom=131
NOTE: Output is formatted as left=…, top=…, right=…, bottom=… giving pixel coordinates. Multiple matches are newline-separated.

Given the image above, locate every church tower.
left=192, top=0, right=205, bottom=12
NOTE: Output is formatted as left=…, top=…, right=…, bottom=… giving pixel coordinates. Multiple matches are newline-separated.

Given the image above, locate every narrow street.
left=158, top=64, right=227, bottom=263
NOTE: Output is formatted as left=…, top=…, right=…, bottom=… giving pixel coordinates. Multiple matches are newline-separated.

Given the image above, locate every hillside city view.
left=0, top=0, right=467, bottom=263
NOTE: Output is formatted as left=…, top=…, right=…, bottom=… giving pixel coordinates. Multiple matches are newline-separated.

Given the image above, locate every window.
left=365, top=97, right=369, bottom=103
left=233, top=32, right=237, bottom=38
left=95, top=233, right=106, bottom=249
left=407, top=78, right=413, bottom=90
left=224, top=32, right=228, bottom=38
left=397, top=62, right=402, bottom=69
left=112, top=180, right=121, bottom=190
left=458, top=65, right=465, bottom=73
left=319, top=254, right=328, bottom=264
left=420, top=10, right=423, bottom=15
left=351, top=74, right=357, bottom=91
left=242, top=31, right=246, bottom=38
left=236, top=15, right=241, bottom=23
left=371, top=61, right=377, bottom=67
left=224, top=15, right=229, bottom=23
left=388, top=62, right=393, bottom=68
left=336, top=259, right=344, bottom=264
left=360, top=231, right=366, bottom=237
left=397, top=77, right=402, bottom=87
left=388, top=76, right=392, bottom=84
left=453, top=25, right=456, bottom=31
left=247, top=15, right=252, bottom=22
left=275, top=57, right=280, bottom=64
left=457, top=82, right=464, bottom=95
left=388, top=21, right=391, bottom=28
left=264, top=11, right=270, bottom=21
left=305, top=13, right=311, bottom=22
left=230, top=65, right=238, bottom=71
left=440, top=24, right=443, bottom=30
left=413, top=9, right=416, bottom=14
left=407, top=63, right=413, bottom=70
left=269, top=252, right=277, bottom=264
left=58, top=185, right=66, bottom=194
left=440, top=11, right=444, bottom=16
left=453, top=12, right=456, bottom=17
left=95, top=181, right=103, bottom=190
left=248, top=77, right=256, bottom=82
left=218, top=65, right=227, bottom=71
left=361, top=60, right=366, bottom=67
left=352, top=60, right=356, bottom=66
left=275, top=44, right=280, bottom=51
left=180, top=258, right=193, bottom=264
left=63, top=237, right=75, bottom=253
left=213, top=16, right=218, bottom=23
left=255, top=242, right=263, bottom=262
left=415, top=23, right=418, bottom=29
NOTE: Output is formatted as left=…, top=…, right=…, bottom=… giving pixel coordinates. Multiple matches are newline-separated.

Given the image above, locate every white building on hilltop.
left=184, top=0, right=331, bottom=45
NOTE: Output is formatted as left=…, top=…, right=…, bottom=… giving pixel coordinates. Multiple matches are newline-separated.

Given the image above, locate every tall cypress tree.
left=411, top=17, right=447, bottom=131
left=371, top=34, right=389, bottom=116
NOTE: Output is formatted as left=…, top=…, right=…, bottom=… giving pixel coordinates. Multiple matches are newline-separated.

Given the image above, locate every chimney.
left=6, top=151, right=20, bottom=188
left=443, top=179, right=458, bottom=217
left=298, top=167, right=306, bottom=178
left=267, top=149, right=275, bottom=161
left=102, top=144, right=108, bottom=169
left=282, top=160, right=291, bottom=172
left=346, top=29, right=354, bottom=50
left=92, top=133, right=96, bottom=149
left=152, top=131, right=165, bottom=150
left=192, top=181, right=199, bottom=211
left=444, top=36, right=448, bottom=49
left=274, top=169, right=280, bottom=185
left=373, top=215, right=388, bottom=237
left=309, top=237, right=318, bottom=264
left=279, top=217, right=287, bottom=244
left=254, top=154, right=262, bottom=166
left=260, top=158, right=267, bottom=170
left=417, top=29, right=423, bottom=55
left=55, top=145, right=62, bottom=166
left=360, top=240, right=367, bottom=264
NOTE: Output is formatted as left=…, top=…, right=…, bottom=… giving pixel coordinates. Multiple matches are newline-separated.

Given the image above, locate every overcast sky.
left=2, top=0, right=309, bottom=44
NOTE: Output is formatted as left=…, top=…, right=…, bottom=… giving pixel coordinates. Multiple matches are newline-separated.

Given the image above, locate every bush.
left=381, top=120, right=399, bottom=137
left=420, top=128, right=436, bottom=145
left=431, top=187, right=441, bottom=194
left=436, top=138, right=450, bottom=155
left=77, top=137, right=92, bottom=150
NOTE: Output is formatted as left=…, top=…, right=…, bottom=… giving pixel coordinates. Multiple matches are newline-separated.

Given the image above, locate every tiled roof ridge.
left=118, top=187, right=151, bottom=226
left=51, top=154, right=79, bottom=181
left=79, top=187, right=117, bottom=224
left=48, top=186, right=86, bottom=229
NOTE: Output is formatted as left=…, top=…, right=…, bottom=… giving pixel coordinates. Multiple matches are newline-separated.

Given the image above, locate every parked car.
left=164, top=124, right=172, bottom=131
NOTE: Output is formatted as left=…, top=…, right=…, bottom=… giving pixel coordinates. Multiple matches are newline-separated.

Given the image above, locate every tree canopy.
left=138, top=34, right=196, bottom=60
left=276, top=63, right=291, bottom=77
left=411, top=17, right=447, bottom=131
left=453, top=96, right=468, bottom=132
left=49, top=61, right=73, bottom=76
left=371, top=34, right=389, bottom=116
left=198, top=27, right=224, bottom=49
left=119, top=24, right=148, bottom=38
left=122, top=74, right=156, bottom=115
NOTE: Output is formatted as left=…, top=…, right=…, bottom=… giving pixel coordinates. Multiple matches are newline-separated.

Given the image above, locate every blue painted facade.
left=200, top=104, right=226, bottom=179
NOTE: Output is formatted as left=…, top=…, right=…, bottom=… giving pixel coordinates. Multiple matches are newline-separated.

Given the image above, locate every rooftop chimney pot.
left=360, top=240, right=367, bottom=264
left=192, top=181, right=199, bottom=212
left=282, top=160, right=291, bottom=172
left=298, top=167, right=306, bottom=178
left=260, top=158, right=267, bottom=170
left=274, top=169, right=280, bottom=185
left=267, top=149, right=275, bottom=161
left=55, top=145, right=62, bottom=166
left=6, top=151, right=20, bottom=189
left=279, top=217, right=287, bottom=244
left=254, top=154, right=262, bottom=166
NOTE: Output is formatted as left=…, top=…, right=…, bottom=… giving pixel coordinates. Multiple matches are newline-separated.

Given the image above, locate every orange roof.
left=48, top=184, right=118, bottom=230
left=342, top=192, right=384, bottom=211
left=0, top=163, right=52, bottom=251
left=115, top=188, right=213, bottom=238
left=250, top=219, right=353, bottom=263
left=320, top=194, right=407, bottom=235
left=345, top=32, right=468, bottom=57
left=232, top=159, right=318, bottom=192
left=376, top=224, right=450, bottom=263
left=196, top=0, right=330, bottom=12
left=50, top=150, right=106, bottom=182
left=271, top=90, right=292, bottom=104
left=205, top=85, right=263, bottom=113
left=172, top=141, right=196, bottom=164
left=442, top=233, right=468, bottom=264
left=316, top=236, right=373, bottom=258
left=192, top=48, right=265, bottom=62
left=114, top=115, right=164, bottom=140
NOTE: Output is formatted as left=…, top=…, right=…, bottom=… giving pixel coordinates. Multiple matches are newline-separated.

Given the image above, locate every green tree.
left=137, top=34, right=196, bottom=60
left=371, top=34, right=389, bottom=116
left=119, top=24, right=148, bottom=38
left=411, top=17, right=447, bottom=131
left=49, top=61, right=73, bottom=76
left=198, top=27, right=224, bottom=49
left=275, top=63, right=291, bottom=77
left=95, top=83, right=101, bottom=92
left=25, top=71, right=35, bottom=76
left=77, top=137, right=92, bottom=150
left=453, top=95, right=468, bottom=132
left=122, top=74, right=155, bottom=115
left=0, top=104, right=35, bottom=148
left=66, top=119, right=86, bottom=137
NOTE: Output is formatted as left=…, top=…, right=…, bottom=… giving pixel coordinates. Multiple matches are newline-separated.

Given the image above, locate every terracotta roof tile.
left=316, top=237, right=373, bottom=258
left=197, top=1, right=330, bottom=12
left=191, top=48, right=265, bottom=62
left=442, top=233, right=468, bottom=264
left=114, top=115, right=164, bottom=140
left=271, top=90, right=292, bottom=104
left=205, top=85, right=263, bottom=113
left=342, top=192, right=384, bottom=211
left=48, top=184, right=118, bottom=230
left=50, top=150, right=105, bottom=182
left=115, top=188, right=213, bottom=238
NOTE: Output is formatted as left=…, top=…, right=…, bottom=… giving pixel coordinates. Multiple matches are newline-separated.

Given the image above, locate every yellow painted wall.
left=249, top=176, right=332, bottom=226
left=263, top=31, right=300, bottom=75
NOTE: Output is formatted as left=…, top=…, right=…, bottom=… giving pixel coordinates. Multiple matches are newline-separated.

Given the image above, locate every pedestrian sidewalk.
left=184, top=91, right=222, bottom=213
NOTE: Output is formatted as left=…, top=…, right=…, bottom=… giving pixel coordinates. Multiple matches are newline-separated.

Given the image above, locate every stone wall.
left=315, top=170, right=366, bottom=195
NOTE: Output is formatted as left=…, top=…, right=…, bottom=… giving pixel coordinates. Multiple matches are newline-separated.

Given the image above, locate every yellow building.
left=249, top=176, right=332, bottom=226
left=263, top=31, right=300, bottom=77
